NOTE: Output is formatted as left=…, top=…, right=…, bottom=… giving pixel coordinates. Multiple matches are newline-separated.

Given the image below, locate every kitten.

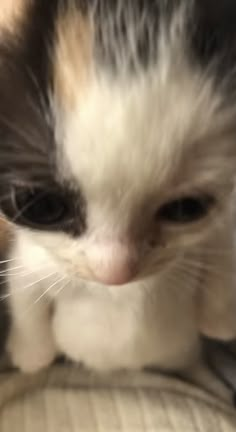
left=0, top=0, right=236, bottom=398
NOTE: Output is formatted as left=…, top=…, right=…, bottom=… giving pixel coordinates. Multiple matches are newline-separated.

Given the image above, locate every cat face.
left=0, top=0, right=236, bottom=285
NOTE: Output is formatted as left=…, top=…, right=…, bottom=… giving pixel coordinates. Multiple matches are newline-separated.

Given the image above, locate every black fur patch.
left=191, top=0, right=236, bottom=82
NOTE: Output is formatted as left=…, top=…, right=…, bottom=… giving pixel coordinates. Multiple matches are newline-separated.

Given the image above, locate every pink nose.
left=88, top=242, right=137, bottom=286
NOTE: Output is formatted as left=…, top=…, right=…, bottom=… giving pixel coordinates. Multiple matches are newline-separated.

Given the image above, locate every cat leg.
left=7, top=274, right=57, bottom=373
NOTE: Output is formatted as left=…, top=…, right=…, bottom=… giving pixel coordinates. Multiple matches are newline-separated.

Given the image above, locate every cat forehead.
left=52, top=3, right=230, bottom=197
left=59, top=68, right=218, bottom=198
left=1, top=0, right=236, bottom=193
left=52, top=1, right=193, bottom=111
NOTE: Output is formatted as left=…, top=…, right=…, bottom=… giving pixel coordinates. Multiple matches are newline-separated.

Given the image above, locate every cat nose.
left=88, top=242, right=138, bottom=286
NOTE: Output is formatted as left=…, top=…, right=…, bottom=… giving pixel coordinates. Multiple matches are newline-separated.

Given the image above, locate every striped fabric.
left=0, top=367, right=235, bottom=432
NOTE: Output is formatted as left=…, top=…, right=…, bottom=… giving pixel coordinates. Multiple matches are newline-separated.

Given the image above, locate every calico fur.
left=0, top=0, right=236, bottom=400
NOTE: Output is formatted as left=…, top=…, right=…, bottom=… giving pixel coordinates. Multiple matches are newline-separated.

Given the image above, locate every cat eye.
left=157, top=196, right=214, bottom=224
left=12, top=188, right=70, bottom=228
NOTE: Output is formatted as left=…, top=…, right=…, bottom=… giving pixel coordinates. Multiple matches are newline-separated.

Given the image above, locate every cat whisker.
left=0, top=114, right=47, bottom=156
left=12, top=194, right=44, bottom=224
left=25, top=67, right=51, bottom=124
left=53, top=279, right=71, bottom=297
left=21, top=271, right=59, bottom=292
left=0, top=265, right=24, bottom=275
left=175, top=259, right=234, bottom=281
left=0, top=271, right=44, bottom=280
left=0, top=275, right=26, bottom=284
left=33, top=275, right=67, bottom=305
left=181, top=257, right=232, bottom=272
left=11, top=272, right=60, bottom=322
left=0, top=261, right=52, bottom=272
left=0, top=269, right=58, bottom=297
left=0, top=293, right=11, bottom=300
left=16, top=274, right=65, bottom=319
left=0, top=273, right=28, bottom=279
left=0, top=258, right=21, bottom=265
left=0, top=261, right=55, bottom=278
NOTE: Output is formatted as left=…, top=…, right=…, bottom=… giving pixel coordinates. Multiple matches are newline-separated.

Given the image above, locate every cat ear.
left=192, top=0, right=236, bottom=70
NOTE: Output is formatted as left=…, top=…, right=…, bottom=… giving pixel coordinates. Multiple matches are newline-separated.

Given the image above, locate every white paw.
left=7, top=329, right=57, bottom=374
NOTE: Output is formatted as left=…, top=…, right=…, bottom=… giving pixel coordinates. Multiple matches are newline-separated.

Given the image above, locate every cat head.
left=0, top=0, right=236, bottom=285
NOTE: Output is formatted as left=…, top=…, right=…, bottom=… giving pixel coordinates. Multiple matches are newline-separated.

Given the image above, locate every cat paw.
left=7, top=330, right=57, bottom=374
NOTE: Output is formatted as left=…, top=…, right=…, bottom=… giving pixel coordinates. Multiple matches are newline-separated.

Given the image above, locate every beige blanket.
left=0, top=367, right=235, bottom=432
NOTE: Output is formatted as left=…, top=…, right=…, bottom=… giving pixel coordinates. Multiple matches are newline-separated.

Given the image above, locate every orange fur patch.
left=0, top=0, right=27, bottom=33
left=54, top=6, right=93, bottom=110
